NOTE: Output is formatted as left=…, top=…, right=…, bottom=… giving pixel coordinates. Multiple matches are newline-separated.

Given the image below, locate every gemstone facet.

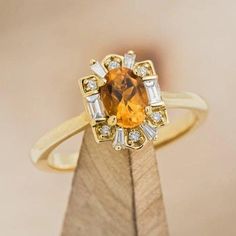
left=137, top=66, right=148, bottom=77
left=129, top=130, right=141, bottom=142
left=113, top=127, right=125, bottom=150
left=151, top=112, right=162, bottom=122
left=143, top=79, right=162, bottom=105
left=140, top=122, right=158, bottom=140
left=108, top=61, right=120, bottom=70
left=123, top=53, right=136, bottom=69
left=100, top=125, right=111, bottom=137
left=100, top=67, right=148, bottom=128
left=86, top=80, right=97, bottom=91
left=86, top=94, right=105, bottom=120
left=90, top=61, right=107, bottom=78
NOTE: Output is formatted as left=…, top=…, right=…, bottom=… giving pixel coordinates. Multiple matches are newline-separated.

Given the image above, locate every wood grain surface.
left=62, top=128, right=168, bottom=236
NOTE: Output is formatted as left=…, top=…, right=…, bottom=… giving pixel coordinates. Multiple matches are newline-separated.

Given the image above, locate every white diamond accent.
left=112, top=127, right=125, bottom=150
left=140, top=122, right=158, bottom=140
left=108, top=61, right=120, bottom=70
left=151, top=112, right=162, bottom=122
left=90, top=61, right=106, bottom=78
left=137, top=66, right=147, bottom=77
left=123, top=53, right=136, bottom=69
left=100, top=125, right=111, bottom=136
left=144, top=79, right=162, bottom=105
left=129, top=130, right=141, bottom=142
left=86, top=80, right=97, bottom=90
left=86, top=94, right=105, bottom=120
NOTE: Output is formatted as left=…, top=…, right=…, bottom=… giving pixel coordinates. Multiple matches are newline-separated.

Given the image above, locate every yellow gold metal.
left=89, top=59, right=97, bottom=66
left=102, top=54, right=123, bottom=70
left=127, top=50, right=135, bottom=55
left=79, top=75, right=99, bottom=96
left=31, top=91, right=208, bottom=172
left=126, top=128, right=147, bottom=150
left=91, top=122, right=114, bottom=143
left=133, top=60, right=156, bottom=76
left=107, top=115, right=117, bottom=126
left=145, top=106, right=153, bottom=115
left=114, top=145, right=122, bottom=151
left=150, top=105, right=168, bottom=127
left=142, top=75, right=158, bottom=81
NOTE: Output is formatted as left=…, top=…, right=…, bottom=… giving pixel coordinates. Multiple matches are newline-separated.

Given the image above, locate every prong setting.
left=100, top=125, right=111, bottom=137
left=79, top=75, right=100, bottom=96
left=136, top=66, right=148, bottom=77
left=129, top=130, right=141, bottom=142
left=151, top=112, right=162, bottom=122
left=134, top=60, right=155, bottom=77
left=85, top=79, right=97, bottom=91
left=107, top=115, right=117, bottom=126
left=145, top=106, right=153, bottom=115
left=108, top=60, right=120, bottom=70
left=92, top=122, right=115, bottom=142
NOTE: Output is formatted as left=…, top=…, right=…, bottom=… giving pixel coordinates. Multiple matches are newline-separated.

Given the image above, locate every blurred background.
left=0, top=0, right=236, bottom=235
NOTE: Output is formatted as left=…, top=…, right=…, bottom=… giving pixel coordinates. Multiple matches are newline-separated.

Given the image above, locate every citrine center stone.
left=100, top=67, right=148, bottom=128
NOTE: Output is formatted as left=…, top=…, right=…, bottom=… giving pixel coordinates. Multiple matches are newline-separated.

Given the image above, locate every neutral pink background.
left=1, top=1, right=236, bottom=235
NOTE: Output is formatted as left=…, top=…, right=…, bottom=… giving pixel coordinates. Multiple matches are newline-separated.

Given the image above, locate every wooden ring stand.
left=62, top=127, right=169, bottom=236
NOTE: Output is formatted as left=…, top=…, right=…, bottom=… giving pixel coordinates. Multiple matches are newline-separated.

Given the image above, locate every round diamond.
left=129, top=130, right=141, bottom=142
left=86, top=80, right=97, bottom=90
left=100, top=125, right=111, bottom=136
left=137, top=66, right=147, bottom=77
left=108, top=61, right=120, bottom=70
left=151, top=112, right=162, bottom=122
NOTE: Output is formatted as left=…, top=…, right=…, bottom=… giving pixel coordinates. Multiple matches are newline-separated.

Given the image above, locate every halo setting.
left=79, top=51, right=168, bottom=150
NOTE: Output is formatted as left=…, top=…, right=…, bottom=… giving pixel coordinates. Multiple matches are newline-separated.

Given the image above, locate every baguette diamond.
left=140, top=122, right=158, bottom=140
left=90, top=61, right=107, bottom=78
left=123, top=53, right=136, bottom=69
left=86, top=94, right=105, bottom=120
left=113, top=128, right=125, bottom=150
left=144, top=79, right=162, bottom=105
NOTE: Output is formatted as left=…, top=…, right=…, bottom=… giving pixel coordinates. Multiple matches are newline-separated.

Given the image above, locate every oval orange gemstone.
left=100, top=67, right=148, bottom=128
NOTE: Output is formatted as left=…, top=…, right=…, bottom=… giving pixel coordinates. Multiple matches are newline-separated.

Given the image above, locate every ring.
left=31, top=50, right=208, bottom=172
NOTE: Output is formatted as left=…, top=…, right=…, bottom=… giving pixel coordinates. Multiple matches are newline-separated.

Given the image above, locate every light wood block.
left=62, top=127, right=169, bottom=236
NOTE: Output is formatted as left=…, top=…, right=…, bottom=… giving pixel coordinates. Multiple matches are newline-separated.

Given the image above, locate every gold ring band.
left=31, top=91, right=208, bottom=172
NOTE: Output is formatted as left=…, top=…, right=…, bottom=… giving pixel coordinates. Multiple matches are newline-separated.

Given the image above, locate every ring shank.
left=155, top=92, right=207, bottom=147
left=31, top=92, right=208, bottom=172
